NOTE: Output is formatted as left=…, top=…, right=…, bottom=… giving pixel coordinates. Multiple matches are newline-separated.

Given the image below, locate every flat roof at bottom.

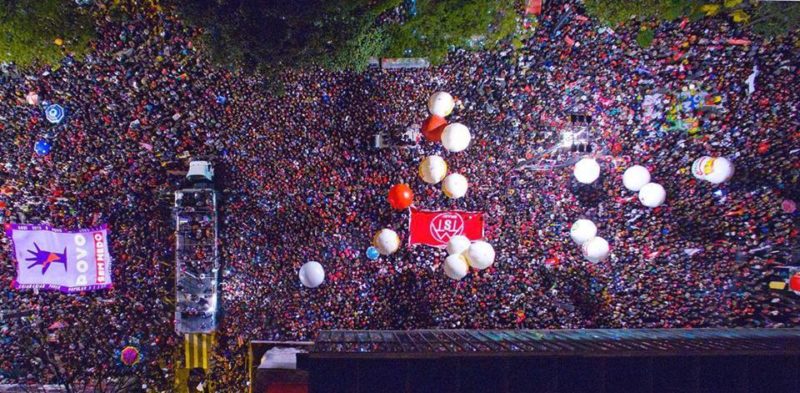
left=308, top=328, right=800, bottom=358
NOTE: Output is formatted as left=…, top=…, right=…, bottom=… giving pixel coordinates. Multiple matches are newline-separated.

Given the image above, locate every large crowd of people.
left=0, top=0, right=797, bottom=391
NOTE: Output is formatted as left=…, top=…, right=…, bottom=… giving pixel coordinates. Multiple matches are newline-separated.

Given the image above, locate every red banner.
left=409, top=207, right=484, bottom=247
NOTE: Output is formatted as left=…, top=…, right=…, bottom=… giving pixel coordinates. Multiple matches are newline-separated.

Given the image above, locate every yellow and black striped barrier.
left=185, top=333, right=213, bottom=370
left=176, top=333, right=215, bottom=392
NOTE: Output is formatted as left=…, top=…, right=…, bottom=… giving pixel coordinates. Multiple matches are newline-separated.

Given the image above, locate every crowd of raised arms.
left=0, top=0, right=797, bottom=390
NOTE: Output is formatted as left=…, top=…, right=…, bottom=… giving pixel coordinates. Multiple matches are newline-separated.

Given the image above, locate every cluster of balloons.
left=422, top=92, right=472, bottom=153
left=443, top=236, right=496, bottom=280
left=622, top=165, right=666, bottom=208
left=570, top=219, right=610, bottom=263
left=427, top=91, right=489, bottom=274
left=570, top=159, right=610, bottom=262
left=573, top=158, right=601, bottom=184
left=366, top=92, right=479, bottom=284
left=418, top=155, right=469, bottom=199
left=420, top=92, right=475, bottom=199
left=692, top=156, right=734, bottom=185
left=421, top=92, right=454, bottom=142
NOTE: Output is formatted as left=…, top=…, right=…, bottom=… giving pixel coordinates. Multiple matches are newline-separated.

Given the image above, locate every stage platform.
left=296, top=328, right=800, bottom=393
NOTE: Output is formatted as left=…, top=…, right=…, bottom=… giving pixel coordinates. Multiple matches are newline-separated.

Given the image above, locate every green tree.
left=170, top=0, right=518, bottom=72
left=584, top=0, right=799, bottom=38
left=170, top=0, right=399, bottom=73
left=583, top=0, right=701, bottom=25
left=385, top=0, right=517, bottom=63
left=636, top=28, right=655, bottom=47
left=0, top=0, right=95, bottom=69
left=748, top=1, right=800, bottom=37
left=327, top=26, right=388, bottom=73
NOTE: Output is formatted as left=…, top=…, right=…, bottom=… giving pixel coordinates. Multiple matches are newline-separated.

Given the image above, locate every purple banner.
left=5, top=223, right=113, bottom=293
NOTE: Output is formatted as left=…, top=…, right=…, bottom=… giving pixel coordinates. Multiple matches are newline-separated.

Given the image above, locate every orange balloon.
left=421, top=115, right=447, bottom=142
left=387, top=184, right=414, bottom=210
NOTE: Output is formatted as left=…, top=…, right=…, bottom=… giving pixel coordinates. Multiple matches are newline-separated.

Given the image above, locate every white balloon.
left=418, top=155, right=448, bottom=185
left=446, top=235, right=471, bottom=256
left=582, top=237, right=609, bottom=263
left=443, top=254, right=469, bottom=280
left=442, top=173, right=468, bottom=199
left=574, top=158, right=601, bottom=184
left=570, top=219, right=597, bottom=245
left=638, top=182, right=666, bottom=208
left=299, top=261, right=325, bottom=288
left=466, top=241, right=495, bottom=270
left=372, top=229, right=400, bottom=255
left=428, top=92, right=455, bottom=117
left=705, top=157, right=734, bottom=184
left=441, top=123, right=471, bottom=153
left=623, top=165, right=651, bottom=192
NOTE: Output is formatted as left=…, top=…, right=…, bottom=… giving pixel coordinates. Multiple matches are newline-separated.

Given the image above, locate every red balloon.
left=790, top=274, right=800, bottom=292
left=421, top=115, right=447, bottom=142
left=387, top=184, right=414, bottom=210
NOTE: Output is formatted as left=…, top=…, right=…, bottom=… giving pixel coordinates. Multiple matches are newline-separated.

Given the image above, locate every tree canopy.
left=0, top=0, right=95, bottom=69
left=170, top=0, right=396, bottom=72
left=583, top=0, right=799, bottom=39
left=384, top=0, right=517, bottom=63
left=583, top=0, right=700, bottom=26
left=170, top=0, right=518, bottom=72
left=1, top=0, right=518, bottom=72
left=749, top=1, right=800, bottom=37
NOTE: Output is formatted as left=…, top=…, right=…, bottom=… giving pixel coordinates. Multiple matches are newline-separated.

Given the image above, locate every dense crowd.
left=0, top=0, right=798, bottom=391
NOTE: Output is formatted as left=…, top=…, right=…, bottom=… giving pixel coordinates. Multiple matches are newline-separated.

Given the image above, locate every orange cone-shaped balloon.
left=421, top=115, right=447, bottom=142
